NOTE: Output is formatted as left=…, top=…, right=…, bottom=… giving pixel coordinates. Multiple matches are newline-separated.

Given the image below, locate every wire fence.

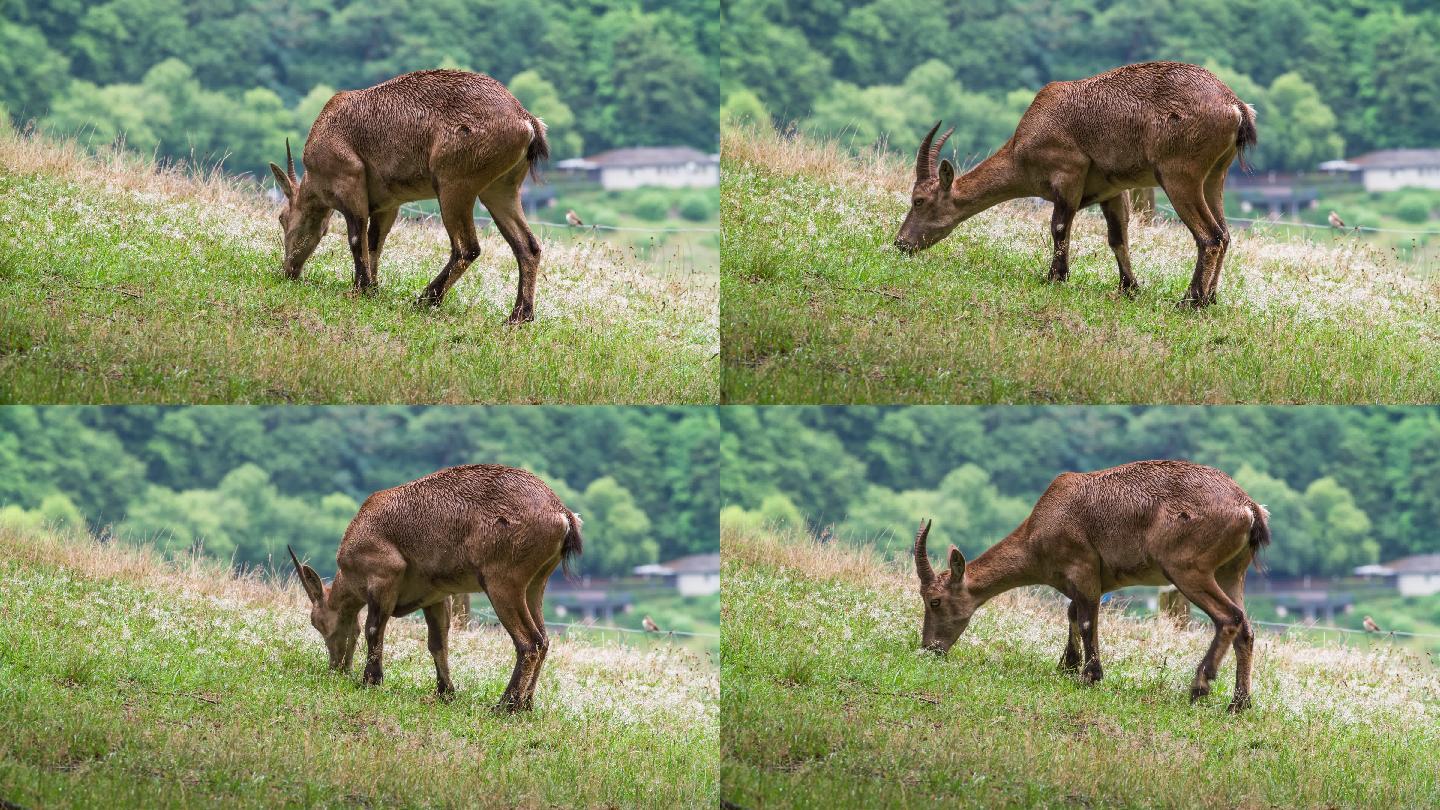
left=1251, top=619, right=1440, bottom=641
left=397, top=203, right=719, bottom=234
left=1158, top=203, right=1440, bottom=236
left=463, top=606, right=719, bottom=640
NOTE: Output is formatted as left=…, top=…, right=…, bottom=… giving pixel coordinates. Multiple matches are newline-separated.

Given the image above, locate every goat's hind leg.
left=1219, top=557, right=1255, bottom=712
left=486, top=582, right=545, bottom=713
left=1099, top=194, right=1138, bottom=296
left=479, top=168, right=542, bottom=325
left=422, top=601, right=456, bottom=701
left=1169, top=573, right=1246, bottom=704
left=1200, top=152, right=1234, bottom=305
left=417, top=186, right=481, bottom=307
left=1159, top=168, right=1224, bottom=308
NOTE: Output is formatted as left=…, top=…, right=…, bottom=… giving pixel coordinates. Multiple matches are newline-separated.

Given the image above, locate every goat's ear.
left=948, top=545, right=966, bottom=581
left=937, top=159, right=956, bottom=192
left=288, top=545, right=325, bottom=605
left=269, top=163, right=295, bottom=201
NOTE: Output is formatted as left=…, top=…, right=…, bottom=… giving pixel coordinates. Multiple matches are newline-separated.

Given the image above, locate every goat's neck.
left=963, top=526, right=1045, bottom=605
left=326, top=569, right=366, bottom=616
left=951, top=149, right=1032, bottom=222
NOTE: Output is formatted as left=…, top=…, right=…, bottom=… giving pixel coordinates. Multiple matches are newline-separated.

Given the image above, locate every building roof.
left=1380, top=553, right=1440, bottom=574
left=563, top=146, right=717, bottom=170
left=1347, top=149, right=1440, bottom=169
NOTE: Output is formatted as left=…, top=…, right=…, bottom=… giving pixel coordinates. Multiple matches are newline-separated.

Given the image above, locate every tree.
left=0, top=22, right=70, bottom=119
left=576, top=476, right=657, bottom=575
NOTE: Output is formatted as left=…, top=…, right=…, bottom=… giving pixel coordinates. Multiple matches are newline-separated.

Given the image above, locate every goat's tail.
left=525, top=111, right=550, bottom=183
left=1235, top=102, right=1258, bottom=173
left=561, top=509, right=583, bottom=577
left=1247, top=500, right=1271, bottom=572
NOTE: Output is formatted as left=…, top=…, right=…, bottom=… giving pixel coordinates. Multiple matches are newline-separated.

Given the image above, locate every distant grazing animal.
left=1328, top=210, right=1346, bottom=230
left=1363, top=615, right=1381, bottom=633
left=269, top=69, right=549, bottom=323
left=288, top=464, right=581, bottom=712
left=913, top=459, right=1270, bottom=712
left=565, top=209, right=584, bottom=227
left=895, top=62, right=1257, bottom=307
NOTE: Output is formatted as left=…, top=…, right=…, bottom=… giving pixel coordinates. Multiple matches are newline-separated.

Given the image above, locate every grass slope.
left=0, top=129, right=717, bottom=403
left=721, top=526, right=1440, bottom=808
left=0, top=528, right=717, bottom=808
left=721, top=127, right=1440, bottom=403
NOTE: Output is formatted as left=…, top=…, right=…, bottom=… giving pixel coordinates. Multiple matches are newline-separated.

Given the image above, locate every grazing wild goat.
left=269, top=69, right=549, bottom=323
left=895, top=61, right=1257, bottom=307
left=288, top=465, right=581, bottom=712
left=913, top=460, right=1270, bottom=712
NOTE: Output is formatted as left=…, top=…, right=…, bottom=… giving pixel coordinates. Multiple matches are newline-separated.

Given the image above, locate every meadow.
left=0, top=127, right=717, bottom=404
left=0, top=526, right=718, bottom=808
left=720, top=126, right=1440, bottom=404
left=721, top=524, right=1440, bottom=808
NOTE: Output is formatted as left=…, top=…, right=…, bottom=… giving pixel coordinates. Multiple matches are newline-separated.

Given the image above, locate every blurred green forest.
left=722, top=0, right=1440, bottom=171
left=0, top=407, right=719, bottom=577
left=0, top=0, right=718, bottom=177
left=719, top=407, right=1440, bottom=578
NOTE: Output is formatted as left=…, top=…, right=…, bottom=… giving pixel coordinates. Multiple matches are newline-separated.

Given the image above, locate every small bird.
left=565, top=209, right=584, bottom=227
left=642, top=615, right=660, bottom=633
left=1328, top=210, right=1345, bottom=230
left=1363, top=615, right=1381, bottom=633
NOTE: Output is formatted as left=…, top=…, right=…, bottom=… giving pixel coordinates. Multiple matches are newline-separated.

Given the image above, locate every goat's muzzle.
left=894, top=237, right=921, bottom=255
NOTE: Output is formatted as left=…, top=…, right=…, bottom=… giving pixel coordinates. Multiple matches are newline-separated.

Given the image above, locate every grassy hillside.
left=720, top=127, right=1440, bottom=403
left=0, top=527, right=717, bottom=808
left=0, top=128, right=717, bottom=403
left=721, top=525, right=1440, bottom=808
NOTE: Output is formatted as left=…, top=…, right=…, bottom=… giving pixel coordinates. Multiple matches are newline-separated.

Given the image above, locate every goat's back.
left=1014, top=62, right=1247, bottom=175
left=1029, top=460, right=1257, bottom=579
left=339, top=464, right=570, bottom=575
left=304, top=70, right=537, bottom=182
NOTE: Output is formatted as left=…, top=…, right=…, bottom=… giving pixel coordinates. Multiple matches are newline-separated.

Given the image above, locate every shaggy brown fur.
left=288, top=464, right=581, bottom=712
left=895, top=61, right=1256, bottom=307
left=914, top=459, right=1270, bottom=712
left=269, top=69, right=550, bottom=323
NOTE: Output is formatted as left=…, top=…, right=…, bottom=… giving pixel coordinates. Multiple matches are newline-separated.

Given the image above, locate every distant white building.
left=1355, top=554, right=1440, bottom=597
left=1320, top=149, right=1440, bottom=192
left=633, top=553, right=720, bottom=597
left=556, top=146, right=719, bottom=191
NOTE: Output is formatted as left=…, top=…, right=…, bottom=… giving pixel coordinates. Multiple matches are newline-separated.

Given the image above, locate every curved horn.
left=931, top=126, right=955, bottom=169
left=913, top=519, right=935, bottom=585
left=285, top=138, right=297, bottom=185
left=915, top=121, right=942, bottom=180
left=287, top=544, right=304, bottom=578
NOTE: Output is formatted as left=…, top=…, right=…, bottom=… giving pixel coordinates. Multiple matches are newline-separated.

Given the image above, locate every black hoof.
left=1227, top=695, right=1252, bottom=713
left=1189, top=684, right=1210, bottom=704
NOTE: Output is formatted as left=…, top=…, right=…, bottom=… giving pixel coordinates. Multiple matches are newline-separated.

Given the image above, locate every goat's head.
left=894, top=121, right=961, bottom=254
left=912, top=518, right=976, bottom=653
left=268, top=140, right=331, bottom=278
left=288, top=545, right=358, bottom=671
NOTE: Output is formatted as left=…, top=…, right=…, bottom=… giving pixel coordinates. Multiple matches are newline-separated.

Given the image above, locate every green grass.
left=0, top=527, right=717, bottom=808
left=0, top=130, right=716, bottom=404
left=721, top=525, right=1440, bottom=808
left=720, top=128, right=1440, bottom=404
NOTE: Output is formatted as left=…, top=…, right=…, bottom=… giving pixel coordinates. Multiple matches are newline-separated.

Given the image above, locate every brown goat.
left=913, top=459, right=1270, bottom=712
left=269, top=69, right=549, bottom=323
left=895, top=62, right=1257, bottom=307
left=287, top=464, right=581, bottom=712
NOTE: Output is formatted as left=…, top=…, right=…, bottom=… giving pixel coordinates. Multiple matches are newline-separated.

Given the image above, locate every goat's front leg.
left=342, top=212, right=375, bottom=292
left=1058, top=599, right=1082, bottom=673
left=1073, top=596, right=1104, bottom=683
left=361, top=596, right=392, bottom=686
left=422, top=601, right=456, bottom=700
left=1047, top=201, right=1078, bottom=282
